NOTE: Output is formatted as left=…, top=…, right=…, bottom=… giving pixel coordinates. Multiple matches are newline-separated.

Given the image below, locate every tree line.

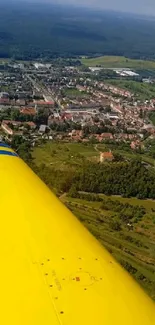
left=0, top=108, right=49, bottom=126
left=22, top=158, right=155, bottom=200
left=72, top=160, right=155, bottom=199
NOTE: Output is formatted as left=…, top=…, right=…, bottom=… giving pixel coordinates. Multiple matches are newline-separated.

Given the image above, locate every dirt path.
left=94, top=144, right=99, bottom=152
left=59, top=192, right=67, bottom=200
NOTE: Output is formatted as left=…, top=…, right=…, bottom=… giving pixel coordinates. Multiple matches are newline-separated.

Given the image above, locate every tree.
left=34, top=110, right=49, bottom=125
left=109, top=218, right=121, bottom=231
left=11, top=135, right=32, bottom=162
left=139, top=108, right=143, bottom=119
left=113, top=153, right=124, bottom=162
left=11, top=135, right=23, bottom=148
left=18, top=143, right=32, bottom=162
left=11, top=109, right=20, bottom=121
left=68, top=185, right=78, bottom=198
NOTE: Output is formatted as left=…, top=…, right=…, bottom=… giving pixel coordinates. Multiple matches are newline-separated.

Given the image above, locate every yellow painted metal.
left=0, top=154, right=154, bottom=325
left=0, top=146, right=15, bottom=153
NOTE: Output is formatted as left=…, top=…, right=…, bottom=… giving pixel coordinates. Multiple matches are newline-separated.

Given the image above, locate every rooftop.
left=20, top=107, right=36, bottom=115
left=100, top=152, right=114, bottom=159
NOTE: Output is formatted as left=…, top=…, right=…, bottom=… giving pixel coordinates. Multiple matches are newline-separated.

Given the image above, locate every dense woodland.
left=20, top=155, right=155, bottom=200
left=72, top=160, right=155, bottom=198
left=1, top=3, right=155, bottom=59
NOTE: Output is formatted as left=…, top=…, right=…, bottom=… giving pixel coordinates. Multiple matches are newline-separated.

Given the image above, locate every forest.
left=1, top=2, right=155, bottom=59
left=68, top=160, right=155, bottom=199
left=26, top=158, right=155, bottom=200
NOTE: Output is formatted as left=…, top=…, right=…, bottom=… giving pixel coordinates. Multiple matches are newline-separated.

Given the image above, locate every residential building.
left=1, top=121, right=14, bottom=135
left=39, top=125, right=47, bottom=133
left=100, top=151, right=114, bottom=162
left=20, top=107, right=36, bottom=115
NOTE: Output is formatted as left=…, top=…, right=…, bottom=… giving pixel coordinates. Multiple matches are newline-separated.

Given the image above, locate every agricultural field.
left=61, top=193, right=155, bottom=300
left=81, top=55, right=155, bottom=69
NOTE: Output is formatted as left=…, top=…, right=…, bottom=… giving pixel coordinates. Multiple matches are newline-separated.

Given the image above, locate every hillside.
left=1, top=3, right=155, bottom=59
left=62, top=194, right=155, bottom=300
left=32, top=142, right=155, bottom=299
left=81, top=56, right=155, bottom=69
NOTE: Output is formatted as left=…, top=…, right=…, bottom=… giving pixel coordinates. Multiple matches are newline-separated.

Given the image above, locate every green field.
left=63, top=87, right=88, bottom=98
left=81, top=55, right=155, bottom=69
left=103, top=79, right=155, bottom=99
left=33, top=141, right=155, bottom=169
left=97, top=143, right=155, bottom=166
left=32, top=142, right=99, bottom=170
left=61, top=194, right=155, bottom=300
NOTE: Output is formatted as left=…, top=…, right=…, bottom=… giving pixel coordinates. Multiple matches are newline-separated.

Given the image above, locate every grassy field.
left=81, top=55, right=155, bottom=69
left=63, top=87, right=88, bottom=98
left=97, top=143, right=155, bottom=166
left=61, top=194, right=155, bottom=300
left=33, top=141, right=155, bottom=169
left=32, top=142, right=99, bottom=170
left=103, top=79, right=155, bottom=100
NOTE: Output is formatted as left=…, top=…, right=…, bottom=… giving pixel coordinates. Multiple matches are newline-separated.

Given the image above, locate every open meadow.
left=81, top=55, right=155, bottom=69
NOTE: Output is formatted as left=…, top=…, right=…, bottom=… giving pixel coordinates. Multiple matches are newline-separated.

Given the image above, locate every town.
left=0, top=60, right=155, bottom=159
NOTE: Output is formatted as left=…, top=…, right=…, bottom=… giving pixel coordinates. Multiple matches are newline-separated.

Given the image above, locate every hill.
left=1, top=3, right=155, bottom=59
left=81, top=56, right=155, bottom=69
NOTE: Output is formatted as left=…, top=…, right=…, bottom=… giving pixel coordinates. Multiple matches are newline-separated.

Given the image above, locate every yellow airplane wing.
left=0, top=143, right=154, bottom=324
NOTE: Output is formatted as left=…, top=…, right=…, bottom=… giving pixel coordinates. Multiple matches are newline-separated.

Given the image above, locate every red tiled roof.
left=2, top=120, right=21, bottom=126
left=35, top=100, right=54, bottom=105
left=0, top=98, right=9, bottom=103
left=26, top=121, right=36, bottom=127
left=101, top=133, right=113, bottom=138
left=2, top=120, right=36, bottom=128
left=101, top=152, right=113, bottom=158
left=20, top=108, right=36, bottom=115
left=61, top=113, right=72, bottom=120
